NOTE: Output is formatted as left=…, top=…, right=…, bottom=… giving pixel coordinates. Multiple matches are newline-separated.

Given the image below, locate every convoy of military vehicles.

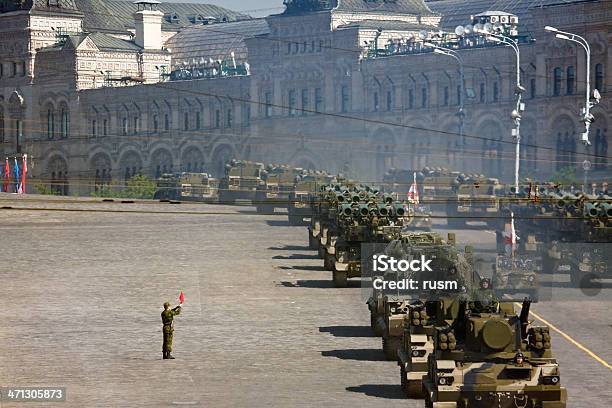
left=152, top=159, right=611, bottom=407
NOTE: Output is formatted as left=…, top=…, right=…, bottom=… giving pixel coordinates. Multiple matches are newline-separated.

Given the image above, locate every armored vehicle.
left=507, top=183, right=611, bottom=287
left=255, top=165, right=302, bottom=214
left=288, top=171, right=335, bottom=226
left=421, top=168, right=463, bottom=213
left=447, top=175, right=503, bottom=228
left=218, top=160, right=265, bottom=204
left=368, top=232, right=478, bottom=362
left=423, top=300, right=567, bottom=408
left=154, top=173, right=219, bottom=202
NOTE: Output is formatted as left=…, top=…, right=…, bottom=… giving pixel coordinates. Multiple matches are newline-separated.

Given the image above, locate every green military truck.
left=255, top=165, right=303, bottom=214
left=447, top=175, right=503, bottom=228
left=218, top=160, right=265, bottom=204
left=154, top=172, right=219, bottom=202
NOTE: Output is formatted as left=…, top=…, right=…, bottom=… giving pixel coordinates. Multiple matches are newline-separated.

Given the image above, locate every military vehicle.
left=218, top=160, right=265, bottom=204
left=154, top=172, right=219, bottom=202
left=367, top=232, right=478, bottom=362
left=421, top=167, right=463, bottom=213
left=447, top=175, right=503, bottom=228
left=505, top=183, right=610, bottom=287
left=288, top=171, right=335, bottom=226
left=422, top=299, right=567, bottom=408
left=314, top=182, right=420, bottom=287
left=254, top=165, right=302, bottom=214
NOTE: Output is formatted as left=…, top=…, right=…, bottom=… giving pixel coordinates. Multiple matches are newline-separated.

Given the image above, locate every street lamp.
left=474, top=27, right=525, bottom=192
left=424, top=42, right=466, bottom=149
left=545, top=26, right=600, bottom=146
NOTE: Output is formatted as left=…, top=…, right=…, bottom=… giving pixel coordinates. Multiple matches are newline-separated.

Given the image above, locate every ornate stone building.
left=0, top=0, right=610, bottom=194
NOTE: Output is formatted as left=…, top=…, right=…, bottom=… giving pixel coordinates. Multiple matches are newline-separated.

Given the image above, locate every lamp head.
left=544, top=26, right=558, bottom=33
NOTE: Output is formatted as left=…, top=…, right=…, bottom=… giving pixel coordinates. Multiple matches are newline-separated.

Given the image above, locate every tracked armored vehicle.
left=368, top=232, right=479, bottom=362
left=423, top=300, right=567, bottom=408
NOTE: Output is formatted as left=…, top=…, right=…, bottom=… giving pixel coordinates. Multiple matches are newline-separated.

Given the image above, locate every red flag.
left=3, top=158, right=9, bottom=193
left=179, top=291, right=184, bottom=304
left=21, top=154, right=27, bottom=195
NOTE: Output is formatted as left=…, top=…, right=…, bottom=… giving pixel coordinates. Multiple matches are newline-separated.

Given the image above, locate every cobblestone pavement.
left=0, top=195, right=610, bottom=407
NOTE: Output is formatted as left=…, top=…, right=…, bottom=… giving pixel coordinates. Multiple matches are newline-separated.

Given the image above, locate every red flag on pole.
left=21, top=154, right=27, bottom=195
left=3, top=158, right=9, bottom=193
left=179, top=291, right=184, bottom=305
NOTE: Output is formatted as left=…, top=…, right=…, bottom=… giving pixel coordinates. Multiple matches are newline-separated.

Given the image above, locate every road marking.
left=516, top=303, right=612, bottom=371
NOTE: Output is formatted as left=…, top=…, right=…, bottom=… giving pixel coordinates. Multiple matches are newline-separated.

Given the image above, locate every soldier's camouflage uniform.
left=161, top=304, right=181, bottom=359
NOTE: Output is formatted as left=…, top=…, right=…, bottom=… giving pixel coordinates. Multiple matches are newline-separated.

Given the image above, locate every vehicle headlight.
left=543, top=375, right=560, bottom=385
left=527, top=275, right=535, bottom=282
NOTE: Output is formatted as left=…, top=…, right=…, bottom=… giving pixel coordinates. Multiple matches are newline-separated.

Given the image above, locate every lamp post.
left=474, top=28, right=525, bottom=193
left=545, top=26, right=600, bottom=146
left=425, top=43, right=466, bottom=149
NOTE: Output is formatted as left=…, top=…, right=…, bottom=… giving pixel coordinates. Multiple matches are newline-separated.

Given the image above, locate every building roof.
left=1, top=0, right=80, bottom=14
left=338, top=19, right=437, bottom=31
left=165, top=18, right=270, bottom=68
left=87, top=31, right=143, bottom=51
left=38, top=31, right=144, bottom=52
left=28, top=0, right=250, bottom=35
left=335, top=0, right=436, bottom=15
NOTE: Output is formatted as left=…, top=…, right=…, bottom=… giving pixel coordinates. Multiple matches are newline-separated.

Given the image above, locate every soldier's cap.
left=164, top=302, right=170, bottom=308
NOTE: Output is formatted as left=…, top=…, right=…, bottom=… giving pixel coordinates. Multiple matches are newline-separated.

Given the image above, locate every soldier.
left=161, top=302, right=182, bottom=359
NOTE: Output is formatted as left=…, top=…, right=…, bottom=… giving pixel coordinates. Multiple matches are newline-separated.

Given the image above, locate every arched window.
left=164, top=113, right=170, bottom=131
left=566, top=66, right=575, bottom=95
left=553, top=67, right=562, bottom=96
left=184, top=112, right=189, bottom=131
left=595, top=63, right=604, bottom=92
left=60, top=106, right=69, bottom=138
left=493, top=81, right=499, bottom=102
left=47, top=107, right=55, bottom=139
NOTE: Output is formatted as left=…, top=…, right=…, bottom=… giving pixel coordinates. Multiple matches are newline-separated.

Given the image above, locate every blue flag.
left=14, top=158, right=20, bottom=192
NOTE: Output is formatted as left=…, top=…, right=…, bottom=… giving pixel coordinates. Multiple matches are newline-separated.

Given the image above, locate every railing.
left=364, top=34, right=533, bottom=59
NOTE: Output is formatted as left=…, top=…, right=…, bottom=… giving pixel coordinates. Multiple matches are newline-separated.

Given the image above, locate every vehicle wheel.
left=332, top=269, right=348, bottom=288
left=308, top=232, right=319, bottom=250
left=382, top=336, right=400, bottom=361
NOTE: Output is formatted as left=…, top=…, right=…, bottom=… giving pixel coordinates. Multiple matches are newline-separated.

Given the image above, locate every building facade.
left=0, top=0, right=610, bottom=194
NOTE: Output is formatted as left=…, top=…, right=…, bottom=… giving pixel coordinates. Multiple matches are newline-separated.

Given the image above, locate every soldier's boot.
left=162, top=352, right=167, bottom=359
left=167, top=353, right=175, bottom=359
